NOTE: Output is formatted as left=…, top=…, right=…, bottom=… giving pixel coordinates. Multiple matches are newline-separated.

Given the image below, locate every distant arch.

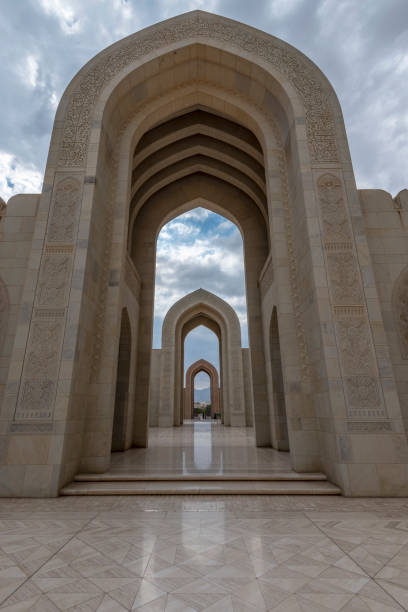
left=160, top=288, right=246, bottom=427
left=185, top=359, right=220, bottom=419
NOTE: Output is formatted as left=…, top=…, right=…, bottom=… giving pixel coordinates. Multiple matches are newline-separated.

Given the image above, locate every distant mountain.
left=194, top=386, right=210, bottom=403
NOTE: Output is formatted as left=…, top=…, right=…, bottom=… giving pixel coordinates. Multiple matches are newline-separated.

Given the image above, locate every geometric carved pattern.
left=37, top=255, right=71, bottom=308
left=14, top=172, right=79, bottom=423
left=317, top=174, right=351, bottom=242
left=25, top=321, right=63, bottom=379
left=16, top=380, right=54, bottom=420
left=327, top=252, right=363, bottom=305
left=58, top=12, right=337, bottom=168
left=317, top=172, right=386, bottom=418
left=335, top=318, right=374, bottom=375
left=393, top=266, right=408, bottom=359
left=347, top=420, right=392, bottom=433
left=345, top=376, right=381, bottom=409
left=48, top=177, right=81, bottom=242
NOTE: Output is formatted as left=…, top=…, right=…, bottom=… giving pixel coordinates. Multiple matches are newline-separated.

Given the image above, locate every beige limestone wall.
left=360, top=189, right=408, bottom=445
left=149, top=349, right=161, bottom=427
left=242, top=348, right=254, bottom=427
left=0, top=195, right=39, bottom=409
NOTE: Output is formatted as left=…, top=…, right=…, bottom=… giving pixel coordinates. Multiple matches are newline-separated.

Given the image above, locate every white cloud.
left=194, top=371, right=210, bottom=390
left=269, top=0, right=303, bottom=19
left=38, top=0, right=81, bottom=35
left=19, top=55, right=40, bottom=89
left=0, top=152, right=43, bottom=201
left=153, top=208, right=247, bottom=349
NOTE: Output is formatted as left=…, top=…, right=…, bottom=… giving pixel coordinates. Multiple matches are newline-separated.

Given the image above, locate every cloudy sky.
left=1, top=0, right=407, bottom=390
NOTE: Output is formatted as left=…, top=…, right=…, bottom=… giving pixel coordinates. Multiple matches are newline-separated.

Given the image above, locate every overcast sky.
left=1, top=0, right=407, bottom=388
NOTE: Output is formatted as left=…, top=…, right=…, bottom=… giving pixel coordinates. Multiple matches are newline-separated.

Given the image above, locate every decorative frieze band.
left=58, top=12, right=338, bottom=168
left=347, top=420, right=392, bottom=433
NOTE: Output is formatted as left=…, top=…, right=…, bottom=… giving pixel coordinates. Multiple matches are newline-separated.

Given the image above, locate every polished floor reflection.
left=111, top=422, right=292, bottom=476
left=0, top=495, right=407, bottom=610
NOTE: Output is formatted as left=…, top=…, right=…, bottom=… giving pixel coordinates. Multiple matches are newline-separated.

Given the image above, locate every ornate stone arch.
left=160, top=289, right=245, bottom=427
left=184, top=359, right=220, bottom=419
left=393, top=266, right=408, bottom=359
left=3, top=11, right=405, bottom=497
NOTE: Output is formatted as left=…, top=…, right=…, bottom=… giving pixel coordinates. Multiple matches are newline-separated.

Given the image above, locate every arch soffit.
left=182, top=314, right=221, bottom=343
left=55, top=11, right=344, bottom=172
left=161, top=289, right=242, bottom=348
left=130, top=175, right=269, bottom=259
left=126, top=91, right=275, bottom=240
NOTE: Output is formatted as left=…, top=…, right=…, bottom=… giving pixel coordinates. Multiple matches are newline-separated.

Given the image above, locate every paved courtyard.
left=0, top=495, right=407, bottom=611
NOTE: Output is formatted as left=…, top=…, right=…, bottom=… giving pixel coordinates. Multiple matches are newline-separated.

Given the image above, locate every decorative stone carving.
left=26, top=322, right=62, bottom=379
left=327, top=252, right=363, bottom=305
left=393, top=267, right=408, bottom=358
left=38, top=255, right=71, bottom=308
left=345, top=376, right=381, bottom=409
left=317, top=174, right=351, bottom=243
left=59, top=12, right=337, bottom=168
left=16, top=380, right=54, bottom=420
left=48, top=177, right=81, bottom=242
left=347, top=421, right=392, bottom=433
left=335, top=318, right=374, bottom=375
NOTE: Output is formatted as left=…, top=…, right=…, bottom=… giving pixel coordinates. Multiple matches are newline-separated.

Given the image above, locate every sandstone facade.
left=0, top=11, right=407, bottom=496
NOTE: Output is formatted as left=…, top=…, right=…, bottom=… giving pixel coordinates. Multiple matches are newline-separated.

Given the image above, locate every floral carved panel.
left=37, top=255, right=71, bottom=308
left=326, top=252, right=363, bottom=305
left=48, top=177, right=81, bottom=243
left=58, top=12, right=338, bottom=168
left=317, top=174, right=351, bottom=244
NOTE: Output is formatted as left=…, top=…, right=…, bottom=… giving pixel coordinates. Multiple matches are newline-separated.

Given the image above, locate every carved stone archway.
left=2, top=11, right=407, bottom=497
left=160, top=289, right=246, bottom=428
left=184, top=359, right=220, bottom=420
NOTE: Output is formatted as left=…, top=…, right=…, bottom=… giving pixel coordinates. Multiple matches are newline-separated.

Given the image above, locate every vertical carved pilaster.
left=14, top=175, right=82, bottom=423
left=317, top=173, right=385, bottom=418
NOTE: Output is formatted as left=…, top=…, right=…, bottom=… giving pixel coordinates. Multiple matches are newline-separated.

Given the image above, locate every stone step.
left=61, top=479, right=341, bottom=495
left=74, top=471, right=328, bottom=482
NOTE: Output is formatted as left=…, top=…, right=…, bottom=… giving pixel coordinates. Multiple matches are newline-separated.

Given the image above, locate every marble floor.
left=0, top=495, right=408, bottom=610
left=110, top=422, right=292, bottom=476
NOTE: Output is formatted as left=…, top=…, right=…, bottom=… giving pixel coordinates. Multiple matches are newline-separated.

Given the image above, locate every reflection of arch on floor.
left=160, top=288, right=247, bottom=427
left=111, top=308, right=132, bottom=452
left=184, top=359, right=220, bottom=419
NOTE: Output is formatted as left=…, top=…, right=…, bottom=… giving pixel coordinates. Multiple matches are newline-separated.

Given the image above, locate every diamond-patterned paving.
left=0, top=496, right=407, bottom=610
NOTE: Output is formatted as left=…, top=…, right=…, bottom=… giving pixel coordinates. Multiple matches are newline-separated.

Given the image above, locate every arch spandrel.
left=53, top=11, right=345, bottom=171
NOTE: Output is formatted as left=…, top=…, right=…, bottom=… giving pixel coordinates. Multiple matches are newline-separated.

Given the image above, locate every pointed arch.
left=160, top=289, right=245, bottom=428
left=184, top=359, right=220, bottom=419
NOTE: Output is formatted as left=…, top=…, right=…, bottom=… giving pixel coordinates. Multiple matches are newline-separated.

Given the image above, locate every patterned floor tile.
left=0, top=498, right=407, bottom=610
